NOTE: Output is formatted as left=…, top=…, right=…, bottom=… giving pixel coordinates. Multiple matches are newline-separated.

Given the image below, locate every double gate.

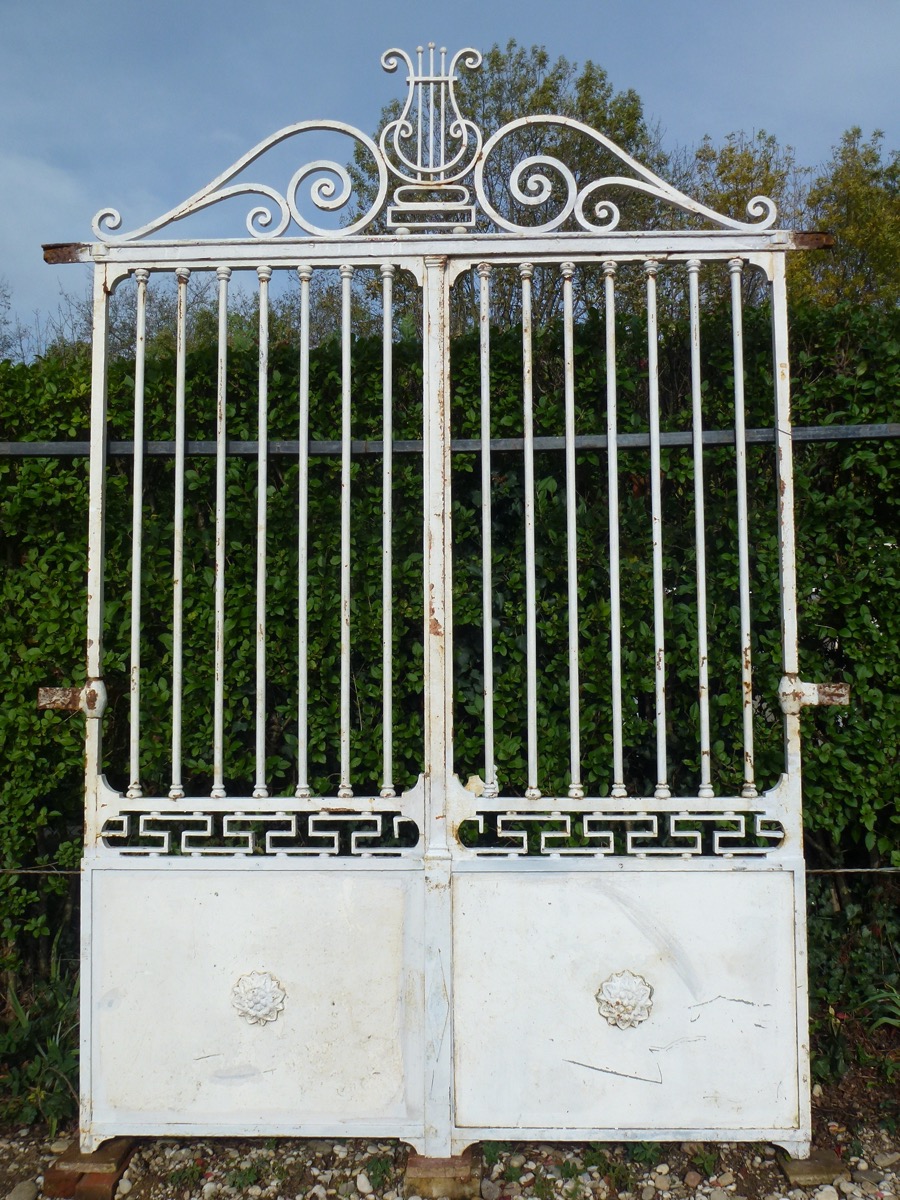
left=50, top=45, right=842, bottom=1155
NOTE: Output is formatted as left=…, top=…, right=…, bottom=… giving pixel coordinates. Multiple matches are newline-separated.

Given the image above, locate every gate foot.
left=404, top=1146, right=481, bottom=1199
left=42, top=1137, right=135, bottom=1199
left=777, top=1148, right=848, bottom=1187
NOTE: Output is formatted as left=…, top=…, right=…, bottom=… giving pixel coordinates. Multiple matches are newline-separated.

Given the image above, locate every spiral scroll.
left=474, top=114, right=779, bottom=234
left=91, top=120, right=389, bottom=243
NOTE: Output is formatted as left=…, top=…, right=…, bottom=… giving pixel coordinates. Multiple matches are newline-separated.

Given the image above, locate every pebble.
left=717, top=1172, right=736, bottom=1187
left=654, top=1178, right=671, bottom=1192
left=642, top=1188, right=656, bottom=1200
left=203, top=1185, right=218, bottom=1198
left=816, top=1188, right=839, bottom=1200
left=49, top=1140, right=70, bottom=1154
left=117, top=1181, right=133, bottom=1197
left=876, top=1156, right=900, bottom=1169
left=6, top=1184, right=39, bottom=1200
left=684, top=1172, right=703, bottom=1189
left=709, top=1188, right=730, bottom=1200
left=482, top=1181, right=501, bottom=1200
left=510, top=1155, right=527, bottom=1169
left=656, top=1166, right=670, bottom=1177
left=356, top=1173, right=373, bottom=1195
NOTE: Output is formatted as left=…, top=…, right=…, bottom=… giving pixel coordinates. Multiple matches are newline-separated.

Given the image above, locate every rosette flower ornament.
left=231, top=971, right=286, bottom=1025
left=595, top=970, right=653, bottom=1029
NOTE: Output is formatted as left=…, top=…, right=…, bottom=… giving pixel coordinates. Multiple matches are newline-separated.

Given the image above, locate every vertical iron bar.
left=730, top=257, right=757, bottom=799
left=84, top=265, right=114, bottom=843
left=126, top=268, right=149, bottom=800
left=428, top=43, right=435, bottom=170
left=253, top=266, right=272, bottom=799
left=381, top=264, right=396, bottom=799
left=561, top=262, right=583, bottom=799
left=645, top=260, right=671, bottom=800
left=770, top=253, right=801, bottom=777
left=169, top=267, right=190, bottom=801
left=604, top=262, right=627, bottom=799
left=439, top=46, right=446, bottom=180
left=211, top=265, right=231, bottom=800
left=688, top=260, right=714, bottom=798
left=338, top=264, right=355, bottom=798
left=295, top=265, right=312, bottom=798
left=477, top=263, right=497, bottom=797
left=520, top=262, right=541, bottom=800
left=420, top=253, right=454, bottom=1156
left=416, top=45, right=424, bottom=180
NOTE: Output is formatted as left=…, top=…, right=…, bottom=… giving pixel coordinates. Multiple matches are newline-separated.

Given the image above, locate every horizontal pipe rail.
left=3, top=423, right=898, bottom=458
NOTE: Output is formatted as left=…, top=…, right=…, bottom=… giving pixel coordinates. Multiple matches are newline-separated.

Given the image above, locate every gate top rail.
left=43, top=43, right=831, bottom=265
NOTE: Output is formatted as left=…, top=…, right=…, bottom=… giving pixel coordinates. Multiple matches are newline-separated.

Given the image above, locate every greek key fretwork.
left=101, top=810, right=420, bottom=857
left=457, top=811, right=785, bottom=857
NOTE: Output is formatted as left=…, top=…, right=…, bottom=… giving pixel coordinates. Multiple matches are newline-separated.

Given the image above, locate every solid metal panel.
left=85, top=866, right=425, bottom=1138
left=452, top=870, right=801, bottom=1133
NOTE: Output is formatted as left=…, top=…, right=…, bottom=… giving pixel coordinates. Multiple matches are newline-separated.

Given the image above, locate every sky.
left=1, top=0, right=898, bottom=329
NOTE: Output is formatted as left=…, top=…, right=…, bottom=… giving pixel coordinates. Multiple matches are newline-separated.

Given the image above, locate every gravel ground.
left=0, top=1130, right=897, bottom=1200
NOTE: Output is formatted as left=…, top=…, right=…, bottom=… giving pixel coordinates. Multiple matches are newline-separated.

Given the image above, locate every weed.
left=690, top=1148, right=719, bottom=1177
left=504, top=1164, right=523, bottom=1183
left=582, top=1147, right=632, bottom=1191
left=533, top=1171, right=554, bottom=1200
left=865, top=984, right=900, bottom=1031
left=628, top=1143, right=662, bottom=1168
left=560, top=1161, right=581, bottom=1179
left=366, top=1156, right=393, bottom=1190
left=226, top=1165, right=260, bottom=1188
left=169, top=1163, right=204, bottom=1188
left=483, top=1142, right=510, bottom=1168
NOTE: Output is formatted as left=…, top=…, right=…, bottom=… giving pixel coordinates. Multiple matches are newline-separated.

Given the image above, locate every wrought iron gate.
left=48, top=44, right=844, bottom=1156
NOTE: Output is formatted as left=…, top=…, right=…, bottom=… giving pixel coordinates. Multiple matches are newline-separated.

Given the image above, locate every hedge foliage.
left=0, top=292, right=897, bottom=985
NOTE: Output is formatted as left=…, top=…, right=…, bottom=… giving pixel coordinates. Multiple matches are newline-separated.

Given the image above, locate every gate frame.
left=44, top=44, right=845, bottom=1158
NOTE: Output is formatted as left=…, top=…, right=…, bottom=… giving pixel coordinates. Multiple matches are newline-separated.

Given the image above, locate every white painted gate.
left=50, top=45, right=845, bottom=1156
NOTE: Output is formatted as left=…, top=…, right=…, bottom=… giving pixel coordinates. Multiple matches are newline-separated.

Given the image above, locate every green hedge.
left=0, top=300, right=897, bottom=983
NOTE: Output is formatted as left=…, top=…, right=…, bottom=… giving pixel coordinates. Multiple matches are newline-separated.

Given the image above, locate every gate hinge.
left=37, top=679, right=107, bottom=718
left=778, top=674, right=850, bottom=715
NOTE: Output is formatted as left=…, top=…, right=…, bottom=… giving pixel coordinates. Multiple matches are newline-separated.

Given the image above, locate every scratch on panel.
left=649, top=1036, right=707, bottom=1053
left=566, top=1058, right=663, bottom=1085
left=689, top=995, right=770, bottom=1022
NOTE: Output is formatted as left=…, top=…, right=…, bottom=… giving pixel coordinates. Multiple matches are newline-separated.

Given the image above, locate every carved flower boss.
left=231, top=971, right=286, bottom=1025
left=596, top=970, right=653, bottom=1029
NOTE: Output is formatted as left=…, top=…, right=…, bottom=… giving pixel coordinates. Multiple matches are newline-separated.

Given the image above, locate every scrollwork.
left=474, top=114, right=778, bottom=234
left=89, top=48, right=780, bottom=243
left=91, top=121, right=388, bottom=243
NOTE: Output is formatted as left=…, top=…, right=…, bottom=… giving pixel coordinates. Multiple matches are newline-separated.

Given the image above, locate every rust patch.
left=793, top=231, right=835, bottom=251
left=817, top=681, right=850, bottom=706
left=37, top=686, right=80, bottom=711
left=430, top=616, right=444, bottom=636
left=42, top=242, right=86, bottom=264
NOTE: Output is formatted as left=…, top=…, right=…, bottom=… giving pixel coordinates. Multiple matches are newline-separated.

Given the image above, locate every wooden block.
left=74, top=1173, right=120, bottom=1200
left=53, top=1137, right=134, bottom=1174
left=777, top=1148, right=849, bottom=1186
left=405, top=1146, right=481, bottom=1200
left=42, top=1165, right=82, bottom=1198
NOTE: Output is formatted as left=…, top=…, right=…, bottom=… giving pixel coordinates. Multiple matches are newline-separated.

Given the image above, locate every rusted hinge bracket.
left=38, top=680, right=107, bottom=718
left=778, top=675, right=850, bottom=715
